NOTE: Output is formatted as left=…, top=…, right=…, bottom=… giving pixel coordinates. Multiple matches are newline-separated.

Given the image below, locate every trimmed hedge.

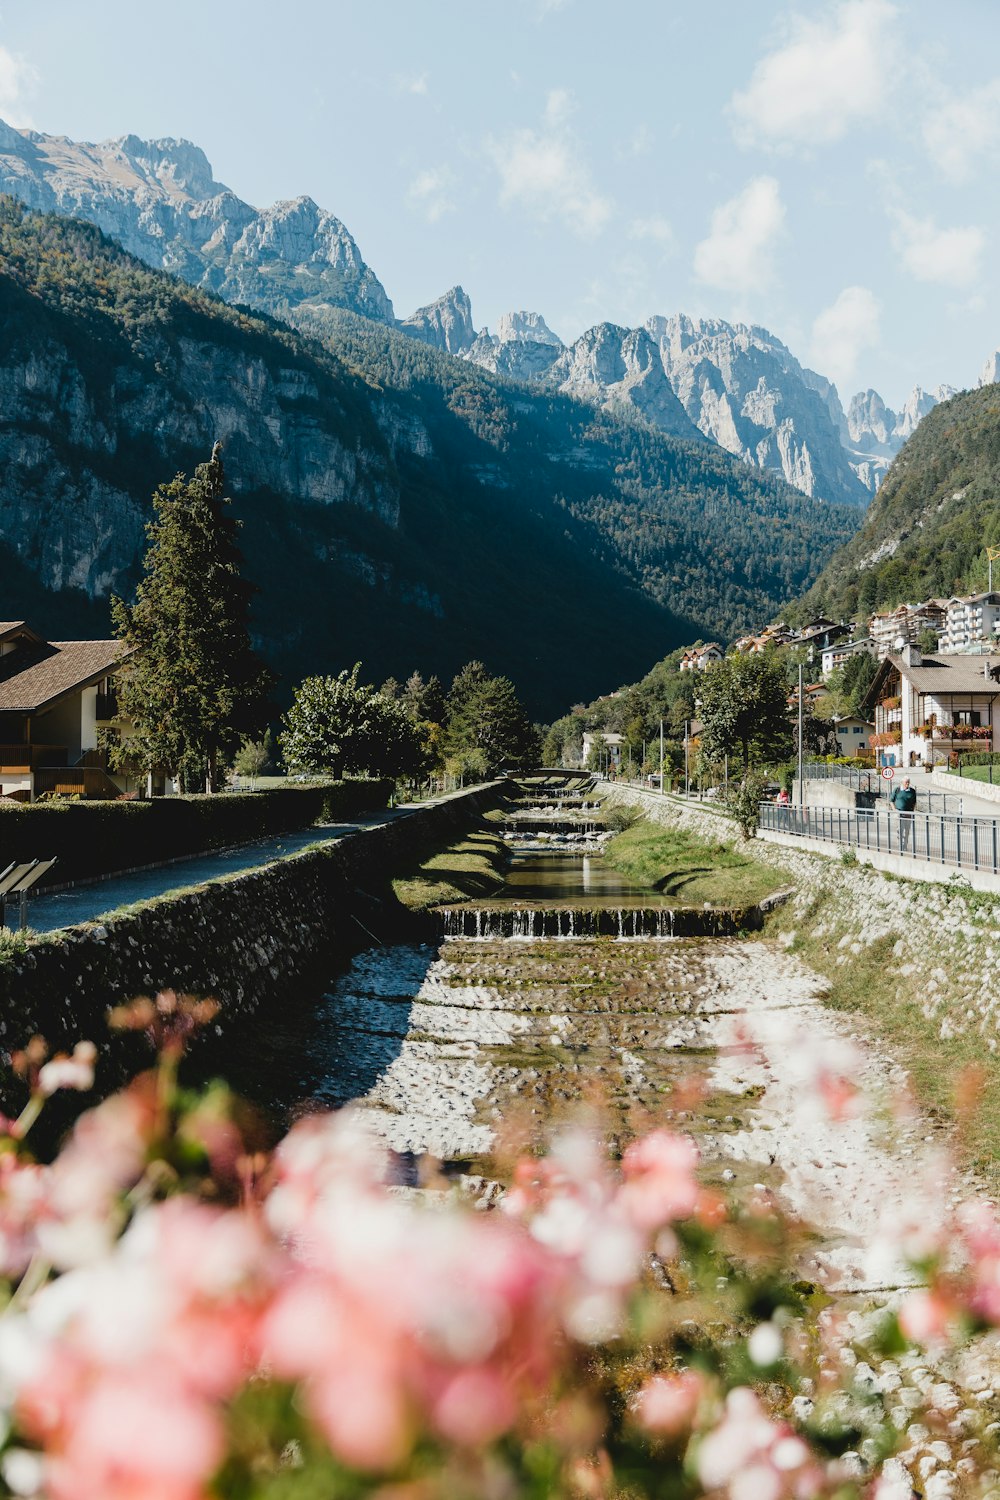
left=0, top=780, right=393, bottom=887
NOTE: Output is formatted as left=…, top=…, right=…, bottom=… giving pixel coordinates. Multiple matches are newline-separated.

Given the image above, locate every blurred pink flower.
left=37, top=1041, right=97, bottom=1097
left=620, top=1131, right=700, bottom=1229
left=634, top=1370, right=705, bottom=1437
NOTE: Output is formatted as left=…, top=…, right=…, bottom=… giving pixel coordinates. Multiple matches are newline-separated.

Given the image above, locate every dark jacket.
left=891, top=785, right=917, bottom=812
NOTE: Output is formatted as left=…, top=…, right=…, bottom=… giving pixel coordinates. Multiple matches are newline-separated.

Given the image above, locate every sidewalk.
left=8, top=804, right=421, bottom=936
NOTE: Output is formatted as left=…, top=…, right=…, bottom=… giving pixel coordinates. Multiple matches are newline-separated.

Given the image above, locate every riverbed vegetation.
left=391, top=824, right=510, bottom=911
left=603, top=818, right=790, bottom=909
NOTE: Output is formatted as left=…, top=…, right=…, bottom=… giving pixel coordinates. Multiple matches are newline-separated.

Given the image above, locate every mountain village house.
left=679, top=644, right=723, bottom=672
left=863, top=644, right=1000, bottom=768
left=0, top=623, right=129, bottom=800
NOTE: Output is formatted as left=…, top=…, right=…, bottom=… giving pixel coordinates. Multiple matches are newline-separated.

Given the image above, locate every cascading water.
left=436, top=905, right=743, bottom=940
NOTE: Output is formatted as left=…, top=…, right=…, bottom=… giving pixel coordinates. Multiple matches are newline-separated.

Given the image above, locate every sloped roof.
left=862, top=653, right=1000, bottom=716
left=0, top=640, right=124, bottom=712
left=894, top=653, right=1000, bottom=694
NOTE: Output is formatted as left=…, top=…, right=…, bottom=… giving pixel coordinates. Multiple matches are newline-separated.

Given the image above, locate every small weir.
left=437, top=904, right=747, bottom=939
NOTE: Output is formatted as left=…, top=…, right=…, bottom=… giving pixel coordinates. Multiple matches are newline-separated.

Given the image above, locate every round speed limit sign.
left=880, top=766, right=895, bottom=781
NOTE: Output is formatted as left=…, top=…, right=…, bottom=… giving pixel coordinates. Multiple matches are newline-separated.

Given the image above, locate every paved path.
left=10, top=804, right=423, bottom=936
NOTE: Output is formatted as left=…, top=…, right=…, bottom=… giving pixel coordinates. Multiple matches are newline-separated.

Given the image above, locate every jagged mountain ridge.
left=794, top=384, right=1000, bottom=624
left=0, top=119, right=394, bottom=324
left=0, top=199, right=862, bottom=717
left=0, top=116, right=956, bottom=515
left=407, top=289, right=959, bottom=508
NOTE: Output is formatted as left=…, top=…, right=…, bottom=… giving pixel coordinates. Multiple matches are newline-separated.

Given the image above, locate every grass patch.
left=392, top=827, right=510, bottom=912
left=602, top=820, right=790, bottom=908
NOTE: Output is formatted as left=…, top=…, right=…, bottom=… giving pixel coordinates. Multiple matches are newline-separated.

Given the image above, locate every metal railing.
left=759, top=802, right=1000, bottom=875
left=798, top=763, right=962, bottom=815
left=799, top=764, right=880, bottom=792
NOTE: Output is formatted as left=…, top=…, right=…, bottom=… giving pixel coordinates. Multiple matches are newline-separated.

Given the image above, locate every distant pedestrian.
left=891, top=776, right=917, bottom=850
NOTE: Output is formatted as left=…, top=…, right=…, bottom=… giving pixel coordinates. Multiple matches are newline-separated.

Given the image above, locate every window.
left=955, top=710, right=982, bottom=727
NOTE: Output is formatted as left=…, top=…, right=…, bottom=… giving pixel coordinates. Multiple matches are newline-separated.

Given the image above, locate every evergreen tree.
left=110, top=446, right=271, bottom=791
left=445, top=661, right=539, bottom=773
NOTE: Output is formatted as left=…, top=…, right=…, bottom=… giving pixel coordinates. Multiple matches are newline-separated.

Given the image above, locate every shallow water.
left=500, top=851, right=667, bottom=905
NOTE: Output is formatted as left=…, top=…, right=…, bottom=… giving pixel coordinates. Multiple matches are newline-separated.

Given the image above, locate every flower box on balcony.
left=870, top=730, right=902, bottom=747
left=881, top=695, right=902, bottom=710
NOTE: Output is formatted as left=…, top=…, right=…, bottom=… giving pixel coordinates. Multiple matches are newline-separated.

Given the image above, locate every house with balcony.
left=861, top=644, right=1000, bottom=767
left=820, top=636, right=878, bottom=679
left=939, top=592, right=1000, bottom=652
left=0, top=622, right=128, bottom=799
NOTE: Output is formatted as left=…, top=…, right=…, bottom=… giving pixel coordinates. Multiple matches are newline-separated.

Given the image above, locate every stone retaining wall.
left=0, top=784, right=504, bottom=1105
left=603, top=784, right=1000, bottom=1062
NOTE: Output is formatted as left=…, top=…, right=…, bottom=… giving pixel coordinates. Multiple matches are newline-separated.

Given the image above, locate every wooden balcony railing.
left=0, top=744, right=68, bottom=770
left=33, top=765, right=122, bottom=799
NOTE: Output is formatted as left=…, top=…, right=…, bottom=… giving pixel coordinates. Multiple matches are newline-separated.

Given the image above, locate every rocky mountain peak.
left=847, top=389, right=896, bottom=449
left=0, top=119, right=394, bottom=324
left=112, top=134, right=225, bottom=199
left=399, top=286, right=476, bottom=354
left=979, top=352, right=1000, bottom=388
left=494, top=310, right=562, bottom=346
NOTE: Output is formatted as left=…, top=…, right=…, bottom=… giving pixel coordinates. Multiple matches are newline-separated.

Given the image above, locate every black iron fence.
left=759, top=802, right=1000, bottom=875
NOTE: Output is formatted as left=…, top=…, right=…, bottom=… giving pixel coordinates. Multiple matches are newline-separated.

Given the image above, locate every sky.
left=1, top=0, right=998, bottom=408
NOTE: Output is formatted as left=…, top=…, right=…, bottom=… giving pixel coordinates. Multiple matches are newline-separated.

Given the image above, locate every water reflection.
left=502, top=852, right=666, bottom=905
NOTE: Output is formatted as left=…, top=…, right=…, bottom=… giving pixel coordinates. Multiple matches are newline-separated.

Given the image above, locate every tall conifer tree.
left=110, top=444, right=271, bottom=791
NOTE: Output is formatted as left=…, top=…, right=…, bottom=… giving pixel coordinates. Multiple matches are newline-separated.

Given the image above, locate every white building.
left=863, top=644, right=1000, bottom=767
left=939, top=593, right=1000, bottom=652
left=821, top=637, right=878, bottom=679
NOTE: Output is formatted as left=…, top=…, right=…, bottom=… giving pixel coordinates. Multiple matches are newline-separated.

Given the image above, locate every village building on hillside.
left=0, top=622, right=128, bottom=800
left=831, top=714, right=875, bottom=756
left=797, top=618, right=850, bottom=654
left=862, top=644, right=1000, bottom=767
left=581, top=730, right=625, bottom=770
left=821, top=636, right=878, bottom=679
left=678, top=643, right=722, bottom=672
left=939, top=592, right=1000, bottom=653
left=868, top=599, right=950, bottom=658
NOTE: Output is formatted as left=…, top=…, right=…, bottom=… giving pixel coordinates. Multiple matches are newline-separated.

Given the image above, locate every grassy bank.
left=392, top=826, right=510, bottom=912
left=765, top=879, right=1000, bottom=1187
left=602, top=818, right=790, bottom=908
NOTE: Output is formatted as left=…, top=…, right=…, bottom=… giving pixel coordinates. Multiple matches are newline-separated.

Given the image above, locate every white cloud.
left=0, top=46, right=37, bottom=127
left=729, top=0, right=897, bottom=151
left=923, top=80, right=1000, bottom=182
left=406, top=166, right=457, bottom=224
left=627, top=215, right=674, bottom=253
left=408, top=73, right=429, bottom=96
left=487, top=90, right=611, bottom=239
left=890, top=208, right=985, bottom=287
left=808, top=286, right=881, bottom=392
left=693, top=177, right=785, bottom=295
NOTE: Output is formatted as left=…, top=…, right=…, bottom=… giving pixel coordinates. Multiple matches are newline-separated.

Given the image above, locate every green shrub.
left=0, top=780, right=392, bottom=886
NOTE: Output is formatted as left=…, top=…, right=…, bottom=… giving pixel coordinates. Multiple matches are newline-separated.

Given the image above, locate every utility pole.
left=659, top=718, right=665, bottom=795
left=684, top=718, right=690, bottom=798
left=797, top=662, right=804, bottom=808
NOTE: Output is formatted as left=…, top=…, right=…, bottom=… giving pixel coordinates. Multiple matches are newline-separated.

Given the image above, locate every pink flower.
left=619, top=1131, right=700, bottom=1229
left=633, top=1370, right=705, bottom=1437
left=697, top=1388, right=822, bottom=1500
left=43, top=1372, right=223, bottom=1500
left=898, top=1288, right=960, bottom=1346
left=38, top=1041, right=96, bottom=1097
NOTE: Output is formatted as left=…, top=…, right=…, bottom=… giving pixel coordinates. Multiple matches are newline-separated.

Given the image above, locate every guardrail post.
left=974, top=820, right=980, bottom=870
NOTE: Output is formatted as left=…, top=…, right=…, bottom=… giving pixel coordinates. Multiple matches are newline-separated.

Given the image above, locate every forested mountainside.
left=0, top=199, right=860, bottom=716
left=795, top=385, right=1000, bottom=624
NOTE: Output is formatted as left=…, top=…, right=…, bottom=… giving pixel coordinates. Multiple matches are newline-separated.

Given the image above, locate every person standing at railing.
left=890, top=776, right=917, bottom=850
